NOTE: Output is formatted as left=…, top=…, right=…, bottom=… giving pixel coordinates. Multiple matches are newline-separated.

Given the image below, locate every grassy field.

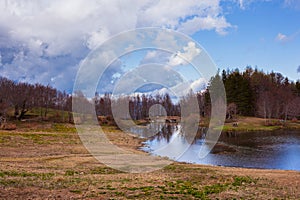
left=0, top=122, right=300, bottom=199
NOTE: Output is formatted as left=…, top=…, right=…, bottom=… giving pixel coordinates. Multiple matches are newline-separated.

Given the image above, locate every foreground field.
left=0, top=122, right=300, bottom=199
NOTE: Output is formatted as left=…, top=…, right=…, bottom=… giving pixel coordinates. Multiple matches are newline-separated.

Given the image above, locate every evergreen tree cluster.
left=220, top=67, right=300, bottom=119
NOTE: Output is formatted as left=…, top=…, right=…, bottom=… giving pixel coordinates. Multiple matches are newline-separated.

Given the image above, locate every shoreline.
left=137, top=131, right=300, bottom=173
left=221, top=116, right=300, bottom=132
left=135, top=116, right=300, bottom=133
left=127, top=122, right=300, bottom=172
left=221, top=125, right=300, bottom=133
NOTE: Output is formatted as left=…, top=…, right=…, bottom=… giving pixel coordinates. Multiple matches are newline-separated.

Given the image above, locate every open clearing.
left=0, top=122, right=300, bottom=199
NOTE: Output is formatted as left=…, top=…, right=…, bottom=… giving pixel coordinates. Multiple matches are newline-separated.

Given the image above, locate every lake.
left=131, top=124, right=300, bottom=171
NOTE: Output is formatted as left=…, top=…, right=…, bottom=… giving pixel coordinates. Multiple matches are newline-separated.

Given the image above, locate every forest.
left=0, top=67, right=300, bottom=123
left=221, top=67, right=300, bottom=120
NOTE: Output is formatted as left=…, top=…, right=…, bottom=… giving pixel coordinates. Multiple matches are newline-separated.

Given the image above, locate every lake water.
left=131, top=124, right=300, bottom=171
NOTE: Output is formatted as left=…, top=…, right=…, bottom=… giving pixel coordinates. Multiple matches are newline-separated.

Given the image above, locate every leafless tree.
left=227, top=102, right=237, bottom=120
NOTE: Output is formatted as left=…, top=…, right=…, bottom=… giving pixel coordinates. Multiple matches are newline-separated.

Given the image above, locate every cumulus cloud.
left=144, top=51, right=157, bottom=60
left=140, top=50, right=171, bottom=65
left=190, top=78, right=207, bottom=92
left=0, top=0, right=233, bottom=92
left=136, top=0, right=231, bottom=34
left=113, top=64, right=184, bottom=95
left=155, top=78, right=207, bottom=98
left=178, top=15, right=231, bottom=35
left=168, top=42, right=201, bottom=66
left=86, top=29, right=110, bottom=50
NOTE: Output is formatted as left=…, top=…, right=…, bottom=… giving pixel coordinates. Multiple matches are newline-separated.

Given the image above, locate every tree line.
left=93, top=92, right=180, bottom=120
left=0, top=66, right=300, bottom=123
left=220, top=67, right=300, bottom=120
left=91, top=67, right=300, bottom=121
left=0, top=77, right=72, bottom=121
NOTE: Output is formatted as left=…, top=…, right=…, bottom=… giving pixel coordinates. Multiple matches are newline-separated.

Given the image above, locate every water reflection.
left=131, top=124, right=300, bottom=171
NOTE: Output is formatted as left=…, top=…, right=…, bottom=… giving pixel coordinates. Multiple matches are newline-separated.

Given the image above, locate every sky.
left=0, top=0, right=299, bottom=94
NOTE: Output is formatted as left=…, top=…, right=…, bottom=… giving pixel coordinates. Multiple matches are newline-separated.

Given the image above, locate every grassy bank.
left=219, top=117, right=300, bottom=132
left=0, top=122, right=299, bottom=199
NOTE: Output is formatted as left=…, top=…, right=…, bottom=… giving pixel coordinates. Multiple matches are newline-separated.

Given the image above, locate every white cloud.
left=275, top=31, right=300, bottom=43
left=0, top=0, right=230, bottom=56
left=0, top=0, right=233, bottom=92
left=86, top=29, right=110, bottom=50
left=154, top=78, right=207, bottom=98
left=236, top=0, right=272, bottom=9
left=0, top=53, right=2, bottom=66
left=178, top=15, right=232, bottom=35
left=113, top=64, right=184, bottom=95
left=144, top=51, right=157, bottom=60
left=168, top=42, right=201, bottom=66
left=190, top=78, right=207, bottom=92
left=137, top=0, right=231, bottom=34
left=276, top=33, right=288, bottom=42
left=140, top=50, right=171, bottom=65
left=238, top=0, right=245, bottom=9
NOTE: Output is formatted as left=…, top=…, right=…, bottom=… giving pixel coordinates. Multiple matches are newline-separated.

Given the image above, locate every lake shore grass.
left=220, top=116, right=300, bottom=132
left=134, top=116, right=300, bottom=132
left=0, top=121, right=300, bottom=199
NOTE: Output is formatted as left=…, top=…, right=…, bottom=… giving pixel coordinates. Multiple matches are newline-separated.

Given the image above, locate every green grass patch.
left=90, top=166, right=122, bottom=174
left=115, top=191, right=125, bottom=196
left=50, top=123, right=77, bottom=133
left=65, top=170, right=81, bottom=176
left=0, top=135, right=13, bottom=143
left=202, top=183, right=228, bottom=195
left=69, top=189, right=82, bottom=194
left=157, top=175, right=258, bottom=199
left=19, top=132, right=76, bottom=144
left=232, top=176, right=257, bottom=186
left=27, top=107, right=71, bottom=120
left=220, top=124, right=281, bottom=132
left=0, top=170, right=54, bottom=179
left=219, top=117, right=300, bottom=132
left=31, top=123, right=76, bottom=133
left=0, top=179, right=19, bottom=187
left=163, top=164, right=214, bottom=175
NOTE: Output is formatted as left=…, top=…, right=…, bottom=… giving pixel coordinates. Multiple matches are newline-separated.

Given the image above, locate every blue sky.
left=196, top=0, right=300, bottom=81
left=0, top=0, right=299, bottom=93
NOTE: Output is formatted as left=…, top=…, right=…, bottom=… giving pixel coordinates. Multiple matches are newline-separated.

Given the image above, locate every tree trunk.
left=18, top=100, right=28, bottom=120
left=14, top=105, right=19, bottom=119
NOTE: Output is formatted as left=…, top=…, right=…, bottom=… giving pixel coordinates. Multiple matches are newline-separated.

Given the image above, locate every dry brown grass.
left=0, top=122, right=299, bottom=199
left=222, top=116, right=300, bottom=132
left=0, top=123, right=17, bottom=130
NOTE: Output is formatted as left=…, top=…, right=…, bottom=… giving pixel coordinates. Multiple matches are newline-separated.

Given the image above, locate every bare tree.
left=287, top=97, right=300, bottom=120
left=227, top=103, right=237, bottom=120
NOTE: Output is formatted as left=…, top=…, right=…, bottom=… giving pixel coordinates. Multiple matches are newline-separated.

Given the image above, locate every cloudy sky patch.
left=0, top=0, right=299, bottom=93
